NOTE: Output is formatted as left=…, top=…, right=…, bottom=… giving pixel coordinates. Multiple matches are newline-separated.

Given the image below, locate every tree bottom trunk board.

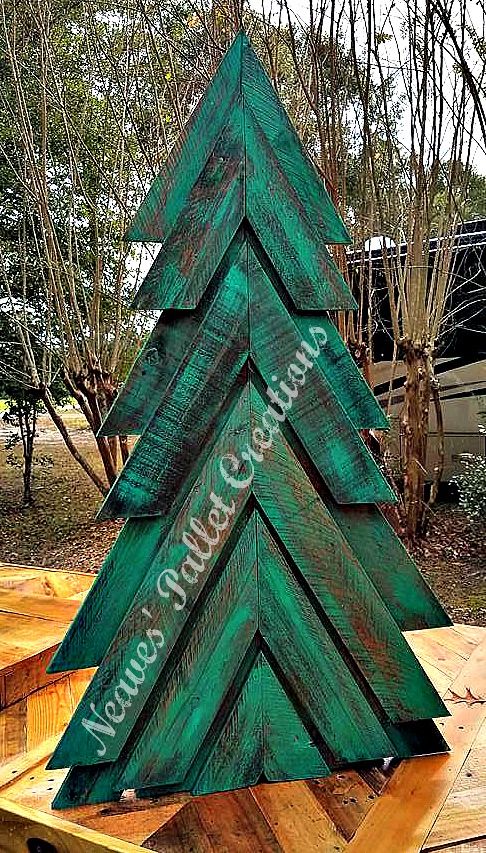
left=0, top=568, right=484, bottom=853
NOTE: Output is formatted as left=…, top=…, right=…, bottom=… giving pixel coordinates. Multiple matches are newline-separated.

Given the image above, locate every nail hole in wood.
left=27, top=840, right=57, bottom=853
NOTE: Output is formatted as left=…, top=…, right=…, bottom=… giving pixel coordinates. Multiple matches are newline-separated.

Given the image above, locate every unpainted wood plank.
left=26, top=678, right=73, bottom=750
left=0, top=750, right=185, bottom=847
left=145, top=789, right=282, bottom=853
left=1, top=647, right=66, bottom=708
left=421, top=627, right=480, bottom=660
left=425, top=744, right=486, bottom=849
left=0, top=589, right=80, bottom=623
left=0, top=566, right=92, bottom=598
left=0, top=734, right=60, bottom=791
left=0, top=700, right=26, bottom=763
left=346, top=635, right=486, bottom=853
left=251, top=780, right=347, bottom=853
left=68, top=670, right=94, bottom=709
left=307, top=770, right=377, bottom=842
left=424, top=785, right=486, bottom=849
left=404, top=632, right=466, bottom=680
left=0, top=796, right=145, bottom=853
left=452, top=624, right=486, bottom=645
left=428, top=842, right=486, bottom=852
left=0, top=613, right=66, bottom=668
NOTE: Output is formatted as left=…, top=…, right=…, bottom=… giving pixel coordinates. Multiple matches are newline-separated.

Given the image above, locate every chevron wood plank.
left=193, top=658, right=263, bottom=795
left=250, top=391, right=447, bottom=725
left=306, top=771, right=377, bottom=842
left=291, top=314, right=389, bottom=430
left=257, top=519, right=397, bottom=763
left=241, top=34, right=350, bottom=245
left=99, top=309, right=208, bottom=437
left=245, top=110, right=355, bottom=310
left=261, top=655, right=330, bottom=782
left=132, top=109, right=244, bottom=311
left=49, top=389, right=254, bottom=769
left=125, top=36, right=242, bottom=243
left=324, top=502, right=451, bottom=631
left=119, top=544, right=258, bottom=791
left=248, top=253, right=394, bottom=504
left=98, top=239, right=249, bottom=520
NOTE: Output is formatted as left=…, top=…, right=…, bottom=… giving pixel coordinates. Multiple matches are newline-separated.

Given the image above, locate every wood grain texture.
left=347, top=635, right=486, bottom=853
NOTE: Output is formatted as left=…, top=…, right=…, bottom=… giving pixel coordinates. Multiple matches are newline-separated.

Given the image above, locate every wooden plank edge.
left=0, top=734, right=61, bottom=790
left=424, top=835, right=486, bottom=852
left=0, top=797, right=146, bottom=853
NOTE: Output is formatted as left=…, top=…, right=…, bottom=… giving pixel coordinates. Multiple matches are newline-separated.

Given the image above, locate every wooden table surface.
left=0, top=564, right=484, bottom=852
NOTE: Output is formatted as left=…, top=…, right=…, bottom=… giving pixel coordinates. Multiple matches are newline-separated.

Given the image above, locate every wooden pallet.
left=0, top=565, right=485, bottom=852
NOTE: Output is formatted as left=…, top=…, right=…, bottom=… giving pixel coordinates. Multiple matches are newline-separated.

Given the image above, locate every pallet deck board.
left=0, top=565, right=484, bottom=851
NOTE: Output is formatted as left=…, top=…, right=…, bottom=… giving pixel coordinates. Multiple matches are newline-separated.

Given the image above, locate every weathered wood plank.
left=245, top=112, right=354, bottom=309
left=257, top=518, right=396, bottom=763
left=307, top=771, right=377, bottom=842
left=251, top=388, right=447, bottom=725
left=325, top=502, right=451, bottom=631
left=132, top=108, right=244, bottom=311
left=251, top=781, right=347, bottom=853
left=346, top=635, right=486, bottom=853
left=125, top=35, right=242, bottom=243
left=49, top=387, right=253, bottom=771
left=194, top=656, right=263, bottom=795
left=241, top=33, right=350, bottom=245
left=0, top=796, right=145, bottom=853
left=260, top=654, right=330, bottom=781
left=248, top=249, right=394, bottom=504
left=98, top=237, right=248, bottom=520
left=0, top=589, right=80, bottom=623
left=119, top=526, right=258, bottom=791
left=145, top=789, right=282, bottom=853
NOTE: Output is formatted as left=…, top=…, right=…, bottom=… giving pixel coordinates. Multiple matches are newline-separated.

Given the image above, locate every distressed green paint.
left=193, top=653, right=263, bottom=795
left=127, top=33, right=349, bottom=247
left=52, top=32, right=451, bottom=809
left=125, top=36, right=243, bottom=242
left=260, top=655, right=331, bottom=781
left=247, top=247, right=395, bottom=505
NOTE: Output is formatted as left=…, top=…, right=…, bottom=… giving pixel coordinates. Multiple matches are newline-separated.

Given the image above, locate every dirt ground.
left=0, top=413, right=485, bottom=625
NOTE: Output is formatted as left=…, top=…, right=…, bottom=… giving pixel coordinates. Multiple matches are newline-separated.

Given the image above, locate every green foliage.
left=451, top=427, right=486, bottom=519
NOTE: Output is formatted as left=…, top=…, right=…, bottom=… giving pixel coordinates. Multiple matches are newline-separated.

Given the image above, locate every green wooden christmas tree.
left=48, top=33, right=451, bottom=809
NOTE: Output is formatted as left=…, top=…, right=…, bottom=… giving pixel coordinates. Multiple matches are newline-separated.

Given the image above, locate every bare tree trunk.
left=17, top=400, right=36, bottom=507
left=41, top=386, right=108, bottom=495
left=428, top=370, right=445, bottom=508
left=402, top=343, right=431, bottom=540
